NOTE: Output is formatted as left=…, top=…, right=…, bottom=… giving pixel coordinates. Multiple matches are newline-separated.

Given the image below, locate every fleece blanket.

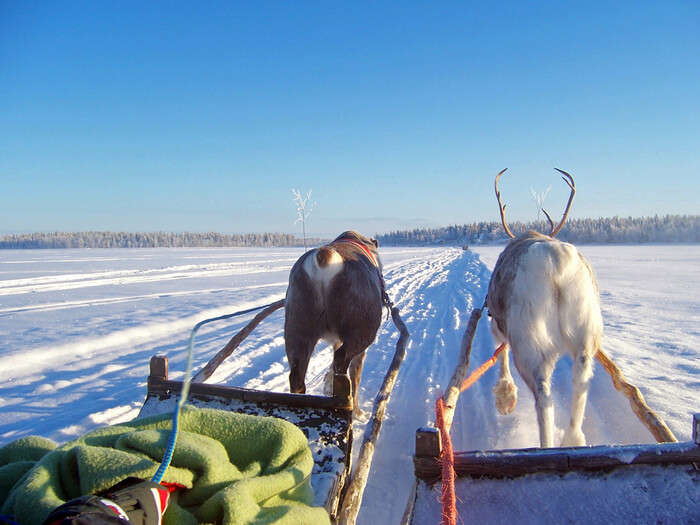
left=0, top=406, right=331, bottom=525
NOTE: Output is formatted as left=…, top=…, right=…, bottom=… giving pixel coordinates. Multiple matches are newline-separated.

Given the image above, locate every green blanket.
left=0, top=406, right=331, bottom=525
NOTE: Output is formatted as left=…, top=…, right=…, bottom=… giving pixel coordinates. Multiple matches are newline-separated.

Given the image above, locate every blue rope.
left=151, top=301, right=280, bottom=484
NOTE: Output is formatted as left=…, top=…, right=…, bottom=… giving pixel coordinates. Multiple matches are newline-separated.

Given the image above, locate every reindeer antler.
left=494, top=168, right=516, bottom=239
left=542, top=209, right=555, bottom=233
left=547, top=168, right=576, bottom=237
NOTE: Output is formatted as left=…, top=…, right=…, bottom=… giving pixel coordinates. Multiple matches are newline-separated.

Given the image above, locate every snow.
left=0, top=244, right=697, bottom=523
left=412, top=463, right=699, bottom=524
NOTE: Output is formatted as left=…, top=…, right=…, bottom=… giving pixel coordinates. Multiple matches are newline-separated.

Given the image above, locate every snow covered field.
left=0, top=244, right=697, bottom=523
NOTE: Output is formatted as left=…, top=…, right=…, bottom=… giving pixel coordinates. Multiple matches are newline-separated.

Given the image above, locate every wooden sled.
left=402, top=307, right=700, bottom=524
left=138, top=299, right=409, bottom=525
left=140, top=354, right=354, bottom=517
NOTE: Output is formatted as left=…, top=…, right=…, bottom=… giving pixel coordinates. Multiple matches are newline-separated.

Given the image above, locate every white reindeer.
left=487, top=169, right=603, bottom=448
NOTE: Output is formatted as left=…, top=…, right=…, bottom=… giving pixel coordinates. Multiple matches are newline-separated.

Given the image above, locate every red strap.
left=436, top=397, right=456, bottom=525
left=436, top=343, right=507, bottom=525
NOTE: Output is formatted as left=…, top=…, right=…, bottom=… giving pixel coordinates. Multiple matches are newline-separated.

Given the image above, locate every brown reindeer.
left=487, top=169, right=603, bottom=447
left=284, top=231, right=385, bottom=415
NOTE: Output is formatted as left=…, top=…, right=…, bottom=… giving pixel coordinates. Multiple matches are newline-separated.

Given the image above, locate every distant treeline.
left=376, top=215, right=700, bottom=246
left=1, top=215, right=698, bottom=249
left=0, top=231, right=316, bottom=249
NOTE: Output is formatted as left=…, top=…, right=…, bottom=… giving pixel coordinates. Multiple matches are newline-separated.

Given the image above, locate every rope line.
left=435, top=397, right=456, bottom=525
left=436, top=342, right=505, bottom=525
left=459, top=343, right=506, bottom=392
left=151, top=301, right=279, bottom=484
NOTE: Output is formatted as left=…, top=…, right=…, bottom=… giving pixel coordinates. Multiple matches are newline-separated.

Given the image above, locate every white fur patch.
left=505, top=240, right=602, bottom=358
left=322, top=333, right=342, bottom=348
left=302, top=248, right=344, bottom=293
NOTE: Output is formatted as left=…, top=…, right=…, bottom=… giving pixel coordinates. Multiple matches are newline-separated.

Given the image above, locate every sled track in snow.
left=354, top=248, right=495, bottom=525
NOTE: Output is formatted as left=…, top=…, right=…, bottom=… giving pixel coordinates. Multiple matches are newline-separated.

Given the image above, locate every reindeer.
left=284, top=231, right=386, bottom=416
left=487, top=169, right=603, bottom=448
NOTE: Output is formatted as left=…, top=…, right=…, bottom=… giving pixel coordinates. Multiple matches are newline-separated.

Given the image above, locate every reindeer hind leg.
left=493, top=343, right=518, bottom=415
left=561, top=351, right=594, bottom=447
left=348, top=351, right=368, bottom=419
left=286, top=335, right=315, bottom=394
left=323, top=340, right=343, bottom=396
left=533, top=374, right=555, bottom=448
left=514, top=348, right=556, bottom=448
left=333, top=340, right=367, bottom=418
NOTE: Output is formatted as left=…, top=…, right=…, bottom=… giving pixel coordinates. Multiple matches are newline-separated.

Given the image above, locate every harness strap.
left=459, top=343, right=506, bottom=392
left=333, top=239, right=379, bottom=268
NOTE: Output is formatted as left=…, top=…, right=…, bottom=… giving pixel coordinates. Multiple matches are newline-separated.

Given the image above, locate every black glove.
left=43, top=479, right=170, bottom=525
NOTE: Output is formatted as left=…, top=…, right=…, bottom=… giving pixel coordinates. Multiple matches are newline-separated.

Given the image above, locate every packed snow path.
left=0, top=246, right=697, bottom=524
left=356, top=247, right=653, bottom=524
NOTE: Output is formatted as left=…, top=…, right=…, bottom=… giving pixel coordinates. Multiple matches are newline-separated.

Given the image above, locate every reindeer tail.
left=316, top=246, right=337, bottom=267
left=304, top=246, right=343, bottom=286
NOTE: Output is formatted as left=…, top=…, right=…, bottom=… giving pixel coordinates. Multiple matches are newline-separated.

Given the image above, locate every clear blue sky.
left=1, top=1, right=698, bottom=238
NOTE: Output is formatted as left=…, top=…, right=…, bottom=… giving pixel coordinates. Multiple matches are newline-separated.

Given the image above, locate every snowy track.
left=0, top=245, right=697, bottom=524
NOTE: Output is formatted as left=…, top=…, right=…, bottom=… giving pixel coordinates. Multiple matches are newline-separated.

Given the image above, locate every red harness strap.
left=331, top=237, right=393, bottom=308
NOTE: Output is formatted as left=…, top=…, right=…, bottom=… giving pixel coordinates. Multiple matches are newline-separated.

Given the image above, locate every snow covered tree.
left=530, top=185, right=551, bottom=221
left=292, top=188, right=315, bottom=251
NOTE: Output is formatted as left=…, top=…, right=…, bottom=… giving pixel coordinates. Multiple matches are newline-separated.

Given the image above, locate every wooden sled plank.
left=414, top=440, right=700, bottom=480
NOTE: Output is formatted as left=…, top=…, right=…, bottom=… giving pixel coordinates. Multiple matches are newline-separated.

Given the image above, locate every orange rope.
left=435, top=397, right=456, bottom=525
left=436, top=343, right=506, bottom=525
left=459, top=343, right=506, bottom=392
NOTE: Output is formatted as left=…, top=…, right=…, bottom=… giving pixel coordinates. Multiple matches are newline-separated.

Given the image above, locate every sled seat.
left=139, top=355, right=353, bottom=519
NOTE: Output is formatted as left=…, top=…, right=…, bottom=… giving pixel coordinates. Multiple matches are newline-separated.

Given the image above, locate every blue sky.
left=1, top=2, right=698, bottom=237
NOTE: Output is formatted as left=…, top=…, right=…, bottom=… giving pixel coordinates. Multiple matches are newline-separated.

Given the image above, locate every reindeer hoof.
left=493, top=379, right=518, bottom=415
left=561, top=427, right=586, bottom=447
left=353, top=406, right=369, bottom=422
